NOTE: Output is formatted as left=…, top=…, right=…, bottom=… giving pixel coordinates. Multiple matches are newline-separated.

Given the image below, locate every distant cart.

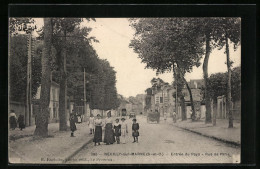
left=147, top=110, right=160, bottom=123
left=121, top=108, right=127, bottom=118
left=129, top=112, right=136, bottom=119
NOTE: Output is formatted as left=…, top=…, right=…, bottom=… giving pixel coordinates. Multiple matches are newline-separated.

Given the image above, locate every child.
left=120, top=118, right=128, bottom=144
left=132, top=118, right=139, bottom=143
left=93, top=114, right=102, bottom=146
left=113, top=119, right=121, bottom=144
left=69, top=110, right=77, bottom=137
left=88, top=114, right=95, bottom=134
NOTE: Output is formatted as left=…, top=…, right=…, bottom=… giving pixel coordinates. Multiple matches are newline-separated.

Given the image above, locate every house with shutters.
left=145, top=78, right=204, bottom=118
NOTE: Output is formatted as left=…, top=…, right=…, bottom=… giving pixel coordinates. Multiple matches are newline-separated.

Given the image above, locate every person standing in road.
left=9, top=110, right=17, bottom=130
left=120, top=117, right=128, bottom=144
left=88, top=114, right=95, bottom=135
left=113, top=118, right=121, bottom=144
left=69, top=110, right=77, bottom=137
left=93, top=114, right=102, bottom=146
left=132, top=118, right=139, bottom=143
left=164, top=112, right=167, bottom=123
left=172, top=111, right=177, bottom=123
left=104, top=111, right=115, bottom=145
left=17, top=114, right=25, bottom=130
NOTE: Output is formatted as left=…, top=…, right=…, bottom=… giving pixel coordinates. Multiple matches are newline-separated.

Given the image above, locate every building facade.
left=34, top=81, right=72, bottom=123
left=146, top=79, right=205, bottom=119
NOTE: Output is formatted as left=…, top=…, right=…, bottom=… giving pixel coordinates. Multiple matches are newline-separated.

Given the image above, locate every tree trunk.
left=34, top=18, right=52, bottom=137
left=180, top=94, right=187, bottom=121
left=203, top=32, right=212, bottom=123
left=225, top=34, right=233, bottom=128
left=176, top=65, right=196, bottom=121
left=185, top=82, right=196, bottom=120
left=59, top=30, right=68, bottom=131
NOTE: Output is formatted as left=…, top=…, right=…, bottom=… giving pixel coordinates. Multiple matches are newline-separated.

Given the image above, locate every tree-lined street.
left=9, top=17, right=241, bottom=164
left=68, top=116, right=240, bottom=164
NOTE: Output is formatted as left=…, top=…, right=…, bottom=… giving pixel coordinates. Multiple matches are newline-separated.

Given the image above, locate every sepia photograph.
left=8, top=17, right=241, bottom=164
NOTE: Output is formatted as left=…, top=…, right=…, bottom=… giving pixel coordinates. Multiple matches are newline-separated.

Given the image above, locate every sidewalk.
left=9, top=121, right=93, bottom=164
left=172, top=118, right=241, bottom=146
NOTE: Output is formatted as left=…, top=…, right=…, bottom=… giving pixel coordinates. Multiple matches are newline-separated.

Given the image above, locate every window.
left=52, top=89, right=56, bottom=101
left=53, top=102, right=56, bottom=118
left=155, top=96, right=160, bottom=104
left=53, top=107, right=57, bottom=118
left=160, top=97, right=163, bottom=103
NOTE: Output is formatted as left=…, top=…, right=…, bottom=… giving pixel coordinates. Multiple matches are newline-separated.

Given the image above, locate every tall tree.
left=130, top=18, right=204, bottom=119
left=213, top=18, right=241, bottom=128
left=206, top=66, right=241, bottom=104
left=89, top=59, right=119, bottom=111
left=51, top=18, right=83, bottom=131
left=65, top=27, right=100, bottom=108
left=10, top=35, right=42, bottom=102
left=190, top=18, right=240, bottom=123
left=172, top=66, right=186, bottom=120
left=183, top=18, right=221, bottom=123
left=189, top=18, right=217, bottom=123
left=34, top=18, right=53, bottom=137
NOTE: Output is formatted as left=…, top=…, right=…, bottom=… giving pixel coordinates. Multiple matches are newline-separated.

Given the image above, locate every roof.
left=182, top=88, right=202, bottom=102
left=187, top=79, right=204, bottom=89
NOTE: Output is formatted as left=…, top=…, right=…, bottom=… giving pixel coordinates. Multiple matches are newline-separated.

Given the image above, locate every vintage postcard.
left=8, top=17, right=241, bottom=164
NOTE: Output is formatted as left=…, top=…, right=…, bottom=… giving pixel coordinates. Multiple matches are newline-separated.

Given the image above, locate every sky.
left=33, top=18, right=241, bottom=98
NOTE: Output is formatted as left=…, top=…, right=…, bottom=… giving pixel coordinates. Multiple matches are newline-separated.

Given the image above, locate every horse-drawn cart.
left=147, top=110, right=160, bottom=123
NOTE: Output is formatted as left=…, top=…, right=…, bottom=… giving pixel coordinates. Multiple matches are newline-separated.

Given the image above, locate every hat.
left=132, top=118, right=137, bottom=121
left=115, top=118, right=119, bottom=121
left=97, top=114, right=101, bottom=117
left=121, top=117, right=125, bottom=120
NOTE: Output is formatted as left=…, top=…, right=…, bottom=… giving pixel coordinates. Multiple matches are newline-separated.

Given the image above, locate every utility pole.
left=26, top=32, right=32, bottom=126
left=8, top=20, right=11, bottom=119
left=162, top=85, right=164, bottom=117
left=175, top=63, right=178, bottom=116
left=83, top=68, right=87, bottom=120
left=29, top=35, right=33, bottom=126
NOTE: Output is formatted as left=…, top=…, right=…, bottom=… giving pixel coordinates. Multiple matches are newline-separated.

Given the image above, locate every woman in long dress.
left=120, top=117, right=128, bottom=144
left=9, top=110, right=17, bottom=130
left=93, top=114, right=102, bottom=146
left=104, top=111, right=115, bottom=145
left=69, top=111, right=77, bottom=137
left=88, top=114, right=95, bottom=134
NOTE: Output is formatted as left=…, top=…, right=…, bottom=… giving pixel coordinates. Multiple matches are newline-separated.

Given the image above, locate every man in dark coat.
left=69, top=110, right=77, bottom=137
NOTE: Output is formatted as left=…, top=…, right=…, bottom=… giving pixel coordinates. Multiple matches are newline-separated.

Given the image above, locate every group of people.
left=77, top=111, right=140, bottom=146
left=9, top=110, right=25, bottom=130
